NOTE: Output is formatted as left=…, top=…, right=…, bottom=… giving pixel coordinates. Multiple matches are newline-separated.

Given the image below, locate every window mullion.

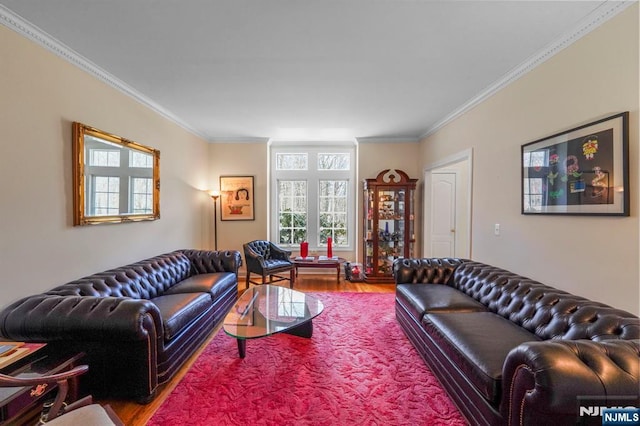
left=308, top=178, right=319, bottom=247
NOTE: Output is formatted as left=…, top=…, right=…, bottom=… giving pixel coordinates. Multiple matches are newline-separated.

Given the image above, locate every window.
left=318, top=153, right=349, bottom=170
left=277, top=290, right=306, bottom=318
left=523, top=149, right=549, bottom=212
left=92, top=176, right=120, bottom=215
left=319, top=180, right=347, bottom=245
left=523, top=177, right=544, bottom=211
left=276, top=153, right=307, bottom=170
left=84, top=142, right=153, bottom=215
left=129, top=151, right=153, bottom=168
left=270, top=143, right=356, bottom=249
left=278, top=180, right=307, bottom=244
left=89, top=149, right=120, bottom=167
left=131, top=177, right=153, bottom=213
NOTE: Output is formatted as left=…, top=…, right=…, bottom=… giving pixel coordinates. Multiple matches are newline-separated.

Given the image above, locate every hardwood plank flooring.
left=98, top=274, right=395, bottom=425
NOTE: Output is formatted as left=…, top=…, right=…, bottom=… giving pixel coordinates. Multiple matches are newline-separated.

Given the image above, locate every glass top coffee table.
left=223, top=285, right=324, bottom=358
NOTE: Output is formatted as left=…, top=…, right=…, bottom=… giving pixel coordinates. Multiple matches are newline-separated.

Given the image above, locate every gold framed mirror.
left=72, top=122, right=160, bottom=225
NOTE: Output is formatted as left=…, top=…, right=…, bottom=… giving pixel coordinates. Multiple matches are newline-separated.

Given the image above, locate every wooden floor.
left=98, top=274, right=395, bottom=425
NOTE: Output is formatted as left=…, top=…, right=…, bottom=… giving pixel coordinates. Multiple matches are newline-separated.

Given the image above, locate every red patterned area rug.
left=149, top=292, right=465, bottom=426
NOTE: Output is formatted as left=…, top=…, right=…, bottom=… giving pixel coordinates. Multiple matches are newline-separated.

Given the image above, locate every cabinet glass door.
left=362, top=169, right=417, bottom=283
left=364, top=190, right=374, bottom=275
left=376, top=188, right=405, bottom=275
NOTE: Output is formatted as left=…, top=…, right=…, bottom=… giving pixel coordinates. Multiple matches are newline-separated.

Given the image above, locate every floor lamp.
left=209, top=190, right=220, bottom=250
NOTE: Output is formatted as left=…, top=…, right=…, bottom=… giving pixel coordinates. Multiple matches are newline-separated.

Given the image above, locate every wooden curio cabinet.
left=363, top=169, right=417, bottom=283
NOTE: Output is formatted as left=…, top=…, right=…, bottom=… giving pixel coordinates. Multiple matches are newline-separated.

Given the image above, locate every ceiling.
left=0, top=1, right=627, bottom=142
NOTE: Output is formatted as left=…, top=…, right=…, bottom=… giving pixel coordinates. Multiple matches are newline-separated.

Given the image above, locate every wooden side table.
left=291, top=257, right=346, bottom=284
left=0, top=347, right=86, bottom=425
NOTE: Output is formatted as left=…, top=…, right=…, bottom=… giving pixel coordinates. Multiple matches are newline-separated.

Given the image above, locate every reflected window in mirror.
left=73, top=122, right=160, bottom=225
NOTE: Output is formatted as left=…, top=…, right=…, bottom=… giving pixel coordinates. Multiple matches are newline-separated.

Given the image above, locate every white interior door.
left=430, top=172, right=456, bottom=257
left=423, top=149, right=472, bottom=259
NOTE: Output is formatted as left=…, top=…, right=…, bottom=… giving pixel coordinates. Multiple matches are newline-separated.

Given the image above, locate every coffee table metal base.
left=235, top=319, right=314, bottom=358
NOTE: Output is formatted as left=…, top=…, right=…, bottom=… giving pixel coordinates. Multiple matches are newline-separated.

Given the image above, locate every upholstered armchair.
left=0, top=364, right=123, bottom=425
left=243, top=240, right=295, bottom=289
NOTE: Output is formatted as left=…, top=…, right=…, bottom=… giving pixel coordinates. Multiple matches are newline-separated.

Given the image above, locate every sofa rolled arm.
left=501, top=339, right=640, bottom=425
left=0, top=295, right=161, bottom=342
left=392, top=258, right=467, bottom=285
left=180, top=249, right=242, bottom=275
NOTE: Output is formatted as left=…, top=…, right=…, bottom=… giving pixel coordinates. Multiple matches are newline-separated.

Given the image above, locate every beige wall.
left=0, top=25, right=211, bottom=308
left=419, top=5, right=639, bottom=315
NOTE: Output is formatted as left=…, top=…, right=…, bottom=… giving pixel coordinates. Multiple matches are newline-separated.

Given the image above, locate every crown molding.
left=269, top=139, right=358, bottom=146
left=0, top=5, right=208, bottom=141
left=357, top=136, right=419, bottom=144
left=211, top=136, right=422, bottom=145
left=209, top=137, right=270, bottom=144
left=419, top=0, right=636, bottom=140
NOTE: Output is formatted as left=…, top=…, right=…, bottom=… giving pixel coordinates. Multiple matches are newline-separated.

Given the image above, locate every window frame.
left=89, top=175, right=120, bottom=215
left=84, top=145, right=154, bottom=216
left=130, top=177, right=154, bottom=214
left=269, top=142, right=356, bottom=251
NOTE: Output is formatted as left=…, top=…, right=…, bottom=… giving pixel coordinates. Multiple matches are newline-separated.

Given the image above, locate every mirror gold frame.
left=73, top=122, right=160, bottom=225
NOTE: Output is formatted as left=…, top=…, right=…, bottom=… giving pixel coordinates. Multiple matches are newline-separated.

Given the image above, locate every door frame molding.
left=423, top=148, right=473, bottom=258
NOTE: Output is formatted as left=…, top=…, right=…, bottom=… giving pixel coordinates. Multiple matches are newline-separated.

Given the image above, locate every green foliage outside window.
left=279, top=209, right=307, bottom=244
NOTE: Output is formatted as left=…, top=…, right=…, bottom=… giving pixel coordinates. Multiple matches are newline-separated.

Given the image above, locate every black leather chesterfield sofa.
left=394, top=258, right=640, bottom=426
left=0, top=249, right=241, bottom=403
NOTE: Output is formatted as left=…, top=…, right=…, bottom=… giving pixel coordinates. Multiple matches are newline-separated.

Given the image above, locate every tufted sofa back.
left=45, top=252, right=192, bottom=300
left=451, top=261, right=640, bottom=341
left=393, top=258, right=466, bottom=285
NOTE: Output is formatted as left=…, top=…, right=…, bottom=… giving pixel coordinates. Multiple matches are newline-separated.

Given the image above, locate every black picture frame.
left=521, top=112, right=629, bottom=216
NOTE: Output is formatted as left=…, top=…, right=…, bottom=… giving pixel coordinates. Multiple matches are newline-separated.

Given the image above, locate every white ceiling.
left=0, top=1, right=629, bottom=142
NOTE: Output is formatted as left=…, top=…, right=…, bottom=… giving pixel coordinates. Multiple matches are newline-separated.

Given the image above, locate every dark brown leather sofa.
left=394, top=258, right=640, bottom=426
left=0, top=249, right=241, bottom=403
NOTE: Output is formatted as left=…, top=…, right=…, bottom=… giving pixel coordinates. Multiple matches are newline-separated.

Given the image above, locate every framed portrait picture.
left=220, top=176, right=255, bottom=221
left=521, top=112, right=629, bottom=216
